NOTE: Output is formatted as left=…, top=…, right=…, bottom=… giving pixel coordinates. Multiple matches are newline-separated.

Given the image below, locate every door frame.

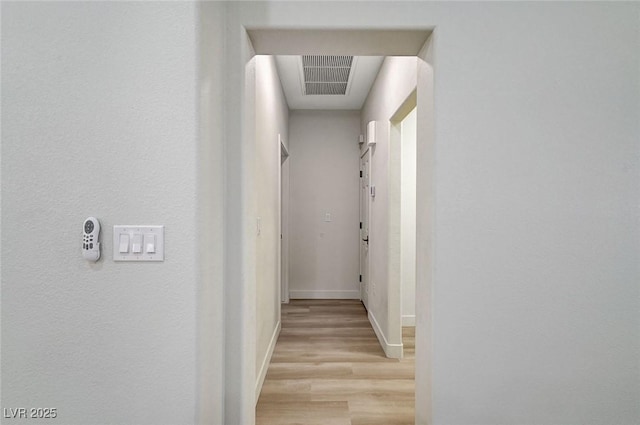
left=359, top=147, right=371, bottom=309
left=280, top=136, right=290, bottom=304
left=389, top=90, right=418, bottom=357
left=223, top=27, right=436, bottom=425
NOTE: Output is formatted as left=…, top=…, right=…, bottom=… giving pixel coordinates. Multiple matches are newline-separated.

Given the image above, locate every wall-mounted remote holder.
left=83, top=217, right=101, bottom=262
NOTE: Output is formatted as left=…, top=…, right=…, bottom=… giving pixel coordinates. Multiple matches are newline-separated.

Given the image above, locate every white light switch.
left=113, top=225, right=164, bottom=262
left=131, top=234, right=143, bottom=253
left=324, top=213, right=331, bottom=222
left=118, top=234, right=130, bottom=253
left=144, top=233, right=156, bottom=253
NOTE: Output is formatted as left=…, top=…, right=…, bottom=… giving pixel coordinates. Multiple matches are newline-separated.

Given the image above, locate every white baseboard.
left=289, top=290, right=360, bottom=299
left=402, top=315, right=416, bottom=327
left=368, top=311, right=403, bottom=359
left=255, top=321, right=281, bottom=404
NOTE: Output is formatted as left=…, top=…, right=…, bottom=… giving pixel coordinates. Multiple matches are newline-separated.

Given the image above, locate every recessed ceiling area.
left=251, top=29, right=432, bottom=111
left=275, top=55, right=384, bottom=110
left=248, top=29, right=432, bottom=56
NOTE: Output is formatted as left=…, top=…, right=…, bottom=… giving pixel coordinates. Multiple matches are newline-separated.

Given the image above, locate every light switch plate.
left=113, top=225, right=164, bottom=261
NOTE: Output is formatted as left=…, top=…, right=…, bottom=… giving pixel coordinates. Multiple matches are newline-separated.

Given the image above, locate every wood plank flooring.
left=256, top=300, right=415, bottom=425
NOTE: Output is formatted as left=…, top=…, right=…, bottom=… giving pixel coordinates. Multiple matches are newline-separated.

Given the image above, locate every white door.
left=359, top=149, right=371, bottom=310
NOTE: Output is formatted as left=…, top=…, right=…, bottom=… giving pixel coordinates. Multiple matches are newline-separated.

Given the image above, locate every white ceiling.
left=275, top=55, right=384, bottom=110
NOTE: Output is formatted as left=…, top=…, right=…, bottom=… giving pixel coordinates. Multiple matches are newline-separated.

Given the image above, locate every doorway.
left=389, top=93, right=418, bottom=349
left=400, top=107, right=417, bottom=328
left=225, top=28, right=436, bottom=425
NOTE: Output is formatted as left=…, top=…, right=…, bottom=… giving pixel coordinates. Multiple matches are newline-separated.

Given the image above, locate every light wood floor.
left=256, top=299, right=415, bottom=425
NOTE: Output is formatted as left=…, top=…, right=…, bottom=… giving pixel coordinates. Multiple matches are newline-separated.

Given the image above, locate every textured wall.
left=254, top=55, right=288, bottom=398
left=361, top=57, right=418, bottom=344
left=429, top=4, right=640, bottom=423
left=288, top=110, right=361, bottom=299
left=1, top=3, right=199, bottom=424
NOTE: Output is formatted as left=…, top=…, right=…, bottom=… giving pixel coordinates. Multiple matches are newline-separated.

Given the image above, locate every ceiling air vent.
left=301, top=55, right=354, bottom=96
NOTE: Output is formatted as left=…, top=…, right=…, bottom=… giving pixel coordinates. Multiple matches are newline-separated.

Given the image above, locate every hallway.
left=256, top=300, right=415, bottom=425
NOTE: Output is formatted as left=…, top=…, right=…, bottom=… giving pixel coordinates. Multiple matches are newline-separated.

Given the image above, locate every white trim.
left=229, top=23, right=436, bottom=425
left=255, top=321, right=281, bottom=404
left=368, top=311, right=403, bottom=359
left=289, top=290, right=360, bottom=299
left=402, top=315, right=416, bottom=327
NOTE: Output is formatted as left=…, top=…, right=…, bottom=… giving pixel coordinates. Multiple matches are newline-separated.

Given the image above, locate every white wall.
left=223, top=2, right=640, bottom=424
left=289, top=110, right=361, bottom=299
left=423, top=5, right=640, bottom=423
left=254, top=55, right=288, bottom=399
left=2, top=3, right=200, bottom=424
left=361, top=57, right=418, bottom=351
left=401, top=108, right=417, bottom=326
left=197, top=2, right=226, bottom=423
